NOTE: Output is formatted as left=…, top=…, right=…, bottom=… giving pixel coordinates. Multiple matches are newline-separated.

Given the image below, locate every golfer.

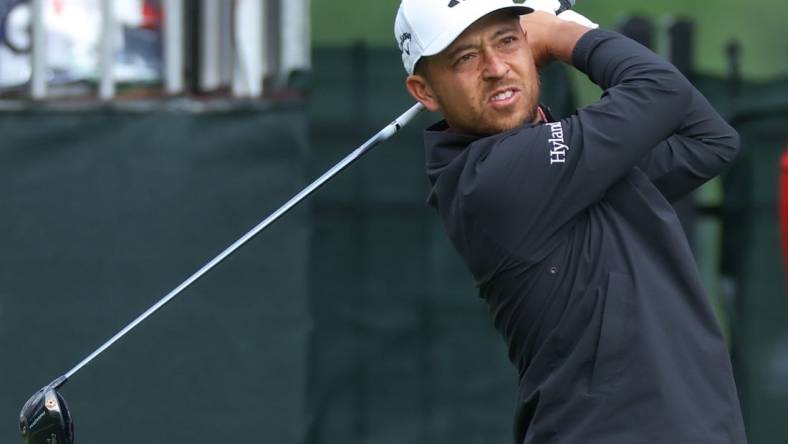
left=395, top=0, right=747, bottom=442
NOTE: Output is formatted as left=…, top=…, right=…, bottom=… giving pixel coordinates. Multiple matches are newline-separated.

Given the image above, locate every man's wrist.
left=522, top=11, right=593, bottom=67
left=548, top=20, right=593, bottom=64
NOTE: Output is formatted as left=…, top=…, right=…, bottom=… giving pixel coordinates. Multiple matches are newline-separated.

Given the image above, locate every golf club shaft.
left=55, top=102, right=425, bottom=387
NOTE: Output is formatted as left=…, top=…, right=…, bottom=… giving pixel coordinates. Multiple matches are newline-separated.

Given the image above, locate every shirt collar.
left=424, top=104, right=555, bottom=180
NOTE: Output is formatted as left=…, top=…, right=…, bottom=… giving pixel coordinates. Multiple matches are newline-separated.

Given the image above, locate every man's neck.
left=444, top=105, right=550, bottom=134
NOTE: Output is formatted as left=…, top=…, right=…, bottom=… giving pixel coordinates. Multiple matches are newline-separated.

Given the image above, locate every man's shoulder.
left=469, top=120, right=574, bottom=171
left=424, top=117, right=577, bottom=193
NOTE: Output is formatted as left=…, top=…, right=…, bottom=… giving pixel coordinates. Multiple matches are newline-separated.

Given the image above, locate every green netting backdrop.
left=694, top=75, right=788, bottom=444
left=0, top=104, right=311, bottom=443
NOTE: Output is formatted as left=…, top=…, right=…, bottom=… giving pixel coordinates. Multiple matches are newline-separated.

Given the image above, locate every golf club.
left=19, top=102, right=424, bottom=444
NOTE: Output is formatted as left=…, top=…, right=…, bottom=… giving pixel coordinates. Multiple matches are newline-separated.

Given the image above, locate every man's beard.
left=479, top=104, right=540, bottom=136
left=442, top=79, right=541, bottom=136
left=459, top=99, right=540, bottom=137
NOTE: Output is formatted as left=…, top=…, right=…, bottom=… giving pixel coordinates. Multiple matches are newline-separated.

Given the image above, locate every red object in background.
left=780, top=147, right=788, bottom=271
left=141, top=0, right=162, bottom=30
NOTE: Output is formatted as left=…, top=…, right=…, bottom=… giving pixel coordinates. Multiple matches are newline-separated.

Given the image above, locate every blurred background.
left=0, top=0, right=786, bottom=443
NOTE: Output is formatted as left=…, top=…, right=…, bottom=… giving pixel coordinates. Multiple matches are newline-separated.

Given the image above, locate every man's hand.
left=523, top=0, right=565, bottom=14
left=523, top=0, right=599, bottom=28
left=521, top=11, right=594, bottom=68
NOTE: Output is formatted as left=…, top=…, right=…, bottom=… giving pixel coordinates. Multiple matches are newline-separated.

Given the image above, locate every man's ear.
left=405, top=74, right=441, bottom=113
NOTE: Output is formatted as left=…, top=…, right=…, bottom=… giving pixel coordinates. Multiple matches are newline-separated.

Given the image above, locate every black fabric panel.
left=0, top=105, right=310, bottom=443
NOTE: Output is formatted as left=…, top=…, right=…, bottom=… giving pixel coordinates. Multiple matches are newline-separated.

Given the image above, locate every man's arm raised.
left=520, top=11, right=592, bottom=68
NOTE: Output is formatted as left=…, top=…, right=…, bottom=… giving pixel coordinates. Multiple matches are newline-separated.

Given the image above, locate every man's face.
left=406, top=11, right=540, bottom=136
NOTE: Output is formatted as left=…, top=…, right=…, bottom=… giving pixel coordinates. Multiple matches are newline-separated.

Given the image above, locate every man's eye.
left=457, top=53, right=475, bottom=65
left=502, top=36, right=516, bottom=45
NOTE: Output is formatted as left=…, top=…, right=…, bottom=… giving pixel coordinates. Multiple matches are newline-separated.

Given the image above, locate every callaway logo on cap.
left=394, top=0, right=532, bottom=74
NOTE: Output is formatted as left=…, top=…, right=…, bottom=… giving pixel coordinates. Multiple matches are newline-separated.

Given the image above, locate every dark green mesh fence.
left=695, top=75, right=788, bottom=444
left=0, top=103, right=311, bottom=443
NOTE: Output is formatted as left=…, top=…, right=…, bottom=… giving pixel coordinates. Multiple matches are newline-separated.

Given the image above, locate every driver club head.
left=19, top=381, right=74, bottom=444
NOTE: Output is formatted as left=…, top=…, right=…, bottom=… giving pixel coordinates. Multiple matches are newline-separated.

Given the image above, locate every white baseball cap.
left=395, top=0, right=533, bottom=75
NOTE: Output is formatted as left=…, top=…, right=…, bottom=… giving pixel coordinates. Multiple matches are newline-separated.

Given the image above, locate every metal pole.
left=219, top=1, right=233, bottom=86
left=30, top=0, right=46, bottom=99
left=261, top=0, right=271, bottom=85
left=99, top=0, right=116, bottom=100
left=232, top=0, right=263, bottom=97
left=263, top=0, right=281, bottom=86
left=200, top=0, right=221, bottom=91
left=280, top=0, right=310, bottom=77
left=164, top=0, right=184, bottom=95
left=57, top=103, right=424, bottom=385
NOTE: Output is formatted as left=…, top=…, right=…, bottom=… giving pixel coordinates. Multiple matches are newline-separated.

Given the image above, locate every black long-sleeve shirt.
left=424, top=30, right=747, bottom=443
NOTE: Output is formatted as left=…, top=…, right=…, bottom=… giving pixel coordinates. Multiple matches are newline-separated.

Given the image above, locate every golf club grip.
left=557, top=0, right=575, bottom=14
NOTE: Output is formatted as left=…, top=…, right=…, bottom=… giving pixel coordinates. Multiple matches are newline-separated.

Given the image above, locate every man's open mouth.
left=489, top=88, right=521, bottom=106
left=491, top=89, right=515, bottom=102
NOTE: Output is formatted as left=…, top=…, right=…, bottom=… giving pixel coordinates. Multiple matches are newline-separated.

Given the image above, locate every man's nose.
left=482, top=50, right=509, bottom=80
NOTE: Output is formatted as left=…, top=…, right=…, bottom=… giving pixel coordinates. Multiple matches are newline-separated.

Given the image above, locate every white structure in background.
left=233, top=0, right=263, bottom=97
left=30, top=0, right=45, bottom=98
left=199, top=0, right=230, bottom=93
left=98, top=0, right=115, bottom=100
left=2, top=1, right=34, bottom=89
left=163, top=0, right=183, bottom=95
left=199, top=0, right=313, bottom=98
left=200, top=0, right=311, bottom=98
left=3, top=0, right=157, bottom=97
left=280, top=0, right=310, bottom=76
left=0, top=0, right=311, bottom=99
